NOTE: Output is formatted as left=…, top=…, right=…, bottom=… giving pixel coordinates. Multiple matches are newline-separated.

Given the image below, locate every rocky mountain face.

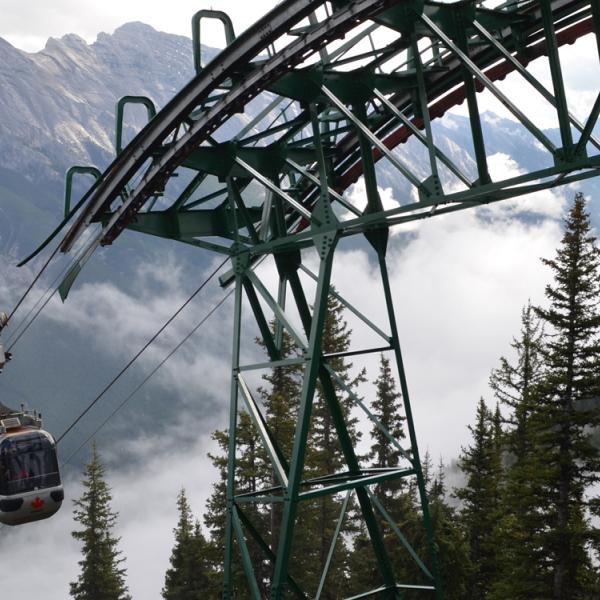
left=0, top=23, right=194, bottom=185
left=0, top=23, right=223, bottom=260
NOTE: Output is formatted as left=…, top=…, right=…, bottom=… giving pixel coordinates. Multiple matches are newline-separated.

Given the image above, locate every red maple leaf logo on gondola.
left=31, top=497, right=44, bottom=510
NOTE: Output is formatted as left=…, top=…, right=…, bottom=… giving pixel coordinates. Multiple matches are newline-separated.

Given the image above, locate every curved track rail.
left=50, top=0, right=600, bottom=266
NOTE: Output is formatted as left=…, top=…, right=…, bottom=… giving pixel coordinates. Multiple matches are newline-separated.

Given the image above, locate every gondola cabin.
left=0, top=405, right=63, bottom=525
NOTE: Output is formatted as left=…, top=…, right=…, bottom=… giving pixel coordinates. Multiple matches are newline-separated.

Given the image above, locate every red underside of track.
left=336, top=17, right=594, bottom=192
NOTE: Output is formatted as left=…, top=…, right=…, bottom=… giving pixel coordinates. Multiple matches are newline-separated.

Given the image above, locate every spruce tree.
left=70, top=443, right=130, bottom=600
left=489, top=304, right=552, bottom=599
left=202, top=296, right=376, bottom=597
left=369, top=355, right=406, bottom=477
left=202, top=327, right=302, bottom=597
left=455, top=398, right=502, bottom=598
left=348, top=354, right=418, bottom=593
left=203, top=412, right=270, bottom=596
left=301, top=294, right=364, bottom=596
left=533, top=193, right=600, bottom=599
left=424, top=459, right=470, bottom=600
left=163, top=489, right=213, bottom=600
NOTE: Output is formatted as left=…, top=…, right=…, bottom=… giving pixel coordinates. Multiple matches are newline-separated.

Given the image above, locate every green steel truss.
left=32, top=1, right=600, bottom=597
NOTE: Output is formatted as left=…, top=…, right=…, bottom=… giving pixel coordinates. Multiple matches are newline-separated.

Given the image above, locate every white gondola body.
left=0, top=426, right=63, bottom=526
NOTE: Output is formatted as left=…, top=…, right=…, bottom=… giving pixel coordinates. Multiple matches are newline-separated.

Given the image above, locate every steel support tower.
left=26, top=1, right=600, bottom=597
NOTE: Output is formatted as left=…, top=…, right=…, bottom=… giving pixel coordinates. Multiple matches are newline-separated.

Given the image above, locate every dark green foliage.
left=70, top=443, right=130, bottom=600
left=201, top=326, right=305, bottom=597
left=369, top=355, right=406, bottom=473
left=347, top=355, right=413, bottom=595
left=203, top=412, right=270, bottom=597
left=455, top=399, right=502, bottom=599
left=423, top=459, right=470, bottom=600
left=532, top=193, right=600, bottom=599
left=459, top=194, right=600, bottom=599
left=488, top=304, right=552, bottom=599
left=162, top=489, right=214, bottom=600
left=348, top=359, right=470, bottom=598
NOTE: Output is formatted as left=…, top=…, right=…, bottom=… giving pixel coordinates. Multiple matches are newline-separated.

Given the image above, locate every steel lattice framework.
left=26, top=1, right=600, bottom=597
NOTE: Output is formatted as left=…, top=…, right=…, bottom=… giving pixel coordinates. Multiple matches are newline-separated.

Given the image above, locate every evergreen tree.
left=489, top=304, right=552, bottom=599
left=163, top=489, right=214, bottom=600
left=203, top=412, right=271, bottom=596
left=533, top=193, right=600, bottom=599
left=202, top=297, right=388, bottom=597
left=347, top=354, right=418, bottom=594
left=70, top=443, right=130, bottom=600
left=369, top=355, right=406, bottom=477
left=349, top=355, right=417, bottom=594
left=301, top=294, right=364, bottom=597
left=202, top=328, right=302, bottom=597
left=424, top=459, right=470, bottom=600
left=455, top=398, right=502, bottom=598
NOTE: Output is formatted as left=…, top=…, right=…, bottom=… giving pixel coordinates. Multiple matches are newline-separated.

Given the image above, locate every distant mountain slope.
left=0, top=23, right=221, bottom=260
left=0, top=23, right=194, bottom=182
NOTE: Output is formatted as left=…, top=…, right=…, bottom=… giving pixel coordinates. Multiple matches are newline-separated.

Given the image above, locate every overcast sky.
left=0, top=1, right=280, bottom=52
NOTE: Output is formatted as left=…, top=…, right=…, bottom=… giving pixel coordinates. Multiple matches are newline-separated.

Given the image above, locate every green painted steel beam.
left=231, top=506, right=262, bottom=600
left=299, top=468, right=415, bottom=500
left=378, top=254, right=442, bottom=599
left=368, top=489, right=433, bottom=581
left=122, top=205, right=262, bottom=241
left=115, top=96, right=156, bottom=156
left=223, top=274, right=244, bottom=599
left=270, top=234, right=336, bottom=599
left=540, top=2, right=574, bottom=161
left=315, top=490, right=351, bottom=599
left=236, top=507, right=308, bottom=599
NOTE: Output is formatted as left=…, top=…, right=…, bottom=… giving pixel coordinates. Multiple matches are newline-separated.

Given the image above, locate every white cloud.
left=450, top=33, right=600, bottom=133
left=486, top=152, right=570, bottom=218
left=329, top=207, right=564, bottom=462
left=0, top=196, right=582, bottom=600
left=0, top=430, right=220, bottom=600
left=42, top=252, right=235, bottom=408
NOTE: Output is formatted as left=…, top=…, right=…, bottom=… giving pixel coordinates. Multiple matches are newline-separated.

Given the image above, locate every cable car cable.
left=57, top=253, right=267, bottom=460
left=6, top=230, right=96, bottom=351
left=60, top=289, right=233, bottom=466
left=4, top=180, right=102, bottom=328
left=5, top=244, right=62, bottom=326
left=55, top=256, right=229, bottom=444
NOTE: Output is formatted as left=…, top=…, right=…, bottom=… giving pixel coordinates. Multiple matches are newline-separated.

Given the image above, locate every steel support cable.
left=5, top=230, right=97, bottom=351
left=56, top=256, right=229, bottom=444
left=3, top=171, right=106, bottom=339
left=5, top=244, right=62, bottom=327
left=59, top=289, right=233, bottom=466
left=57, top=252, right=268, bottom=458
